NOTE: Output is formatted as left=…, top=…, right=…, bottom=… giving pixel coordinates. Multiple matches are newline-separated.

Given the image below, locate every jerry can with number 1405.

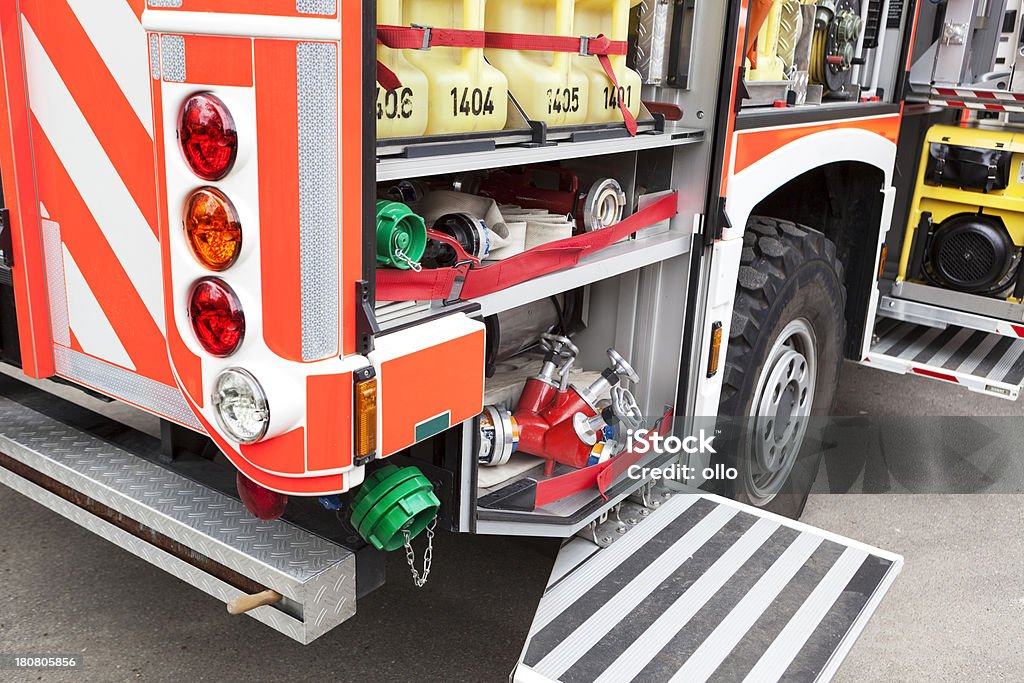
left=405, top=0, right=509, bottom=135
left=485, top=0, right=590, bottom=127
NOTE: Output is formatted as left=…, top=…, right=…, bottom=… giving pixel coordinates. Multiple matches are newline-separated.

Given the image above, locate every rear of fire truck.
left=0, top=1, right=910, bottom=678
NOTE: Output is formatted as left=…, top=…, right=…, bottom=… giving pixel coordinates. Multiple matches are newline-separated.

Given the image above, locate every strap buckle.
left=579, top=35, right=592, bottom=56
left=446, top=260, right=475, bottom=302
left=411, top=23, right=432, bottom=50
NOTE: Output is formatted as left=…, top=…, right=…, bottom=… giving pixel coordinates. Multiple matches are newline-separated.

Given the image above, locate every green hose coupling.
left=350, top=464, right=440, bottom=551
left=376, top=200, right=427, bottom=270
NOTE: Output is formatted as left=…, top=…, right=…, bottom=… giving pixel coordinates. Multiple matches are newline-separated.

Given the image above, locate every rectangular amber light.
left=707, top=321, right=723, bottom=378
left=354, top=377, right=377, bottom=457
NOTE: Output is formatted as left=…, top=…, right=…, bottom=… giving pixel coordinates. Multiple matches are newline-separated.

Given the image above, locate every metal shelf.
left=463, top=227, right=690, bottom=317
left=376, top=127, right=704, bottom=182
left=879, top=294, right=1024, bottom=340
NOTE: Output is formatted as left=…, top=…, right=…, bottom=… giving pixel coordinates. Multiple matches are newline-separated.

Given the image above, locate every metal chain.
left=403, top=519, right=436, bottom=588
left=394, top=247, right=422, bottom=272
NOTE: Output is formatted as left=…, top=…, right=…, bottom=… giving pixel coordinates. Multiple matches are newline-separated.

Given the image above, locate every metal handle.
left=607, top=348, right=640, bottom=384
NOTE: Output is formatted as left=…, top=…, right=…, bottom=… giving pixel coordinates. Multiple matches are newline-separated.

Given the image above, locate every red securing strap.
left=377, top=24, right=486, bottom=50
left=425, top=228, right=481, bottom=266
left=534, top=407, right=674, bottom=508
left=376, top=24, right=485, bottom=88
left=485, top=32, right=637, bottom=136
left=483, top=31, right=627, bottom=56
left=376, top=192, right=677, bottom=301
left=377, top=62, right=402, bottom=91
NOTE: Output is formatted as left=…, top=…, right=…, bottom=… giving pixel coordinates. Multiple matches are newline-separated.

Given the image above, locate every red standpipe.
left=512, top=376, right=603, bottom=476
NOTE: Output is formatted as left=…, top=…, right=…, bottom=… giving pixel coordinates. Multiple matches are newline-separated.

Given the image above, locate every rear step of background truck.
left=0, top=389, right=359, bottom=644
left=515, top=489, right=902, bottom=683
left=866, top=316, right=1024, bottom=400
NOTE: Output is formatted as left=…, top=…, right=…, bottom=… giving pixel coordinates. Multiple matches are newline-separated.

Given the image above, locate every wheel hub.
left=746, top=319, right=817, bottom=505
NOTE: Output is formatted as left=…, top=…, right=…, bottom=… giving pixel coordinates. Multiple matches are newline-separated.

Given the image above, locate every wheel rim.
left=745, top=318, right=817, bottom=505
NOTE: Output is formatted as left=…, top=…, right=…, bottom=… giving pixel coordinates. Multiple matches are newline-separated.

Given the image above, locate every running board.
left=515, top=490, right=902, bottom=682
left=0, top=395, right=355, bottom=644
left=865, top=318, right=1024, bottom=400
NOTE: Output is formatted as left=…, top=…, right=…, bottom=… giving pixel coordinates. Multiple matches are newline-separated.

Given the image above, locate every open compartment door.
left=514, top=490, right=902, bottom=683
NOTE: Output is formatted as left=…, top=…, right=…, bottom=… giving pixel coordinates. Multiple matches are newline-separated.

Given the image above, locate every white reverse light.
left=212, top=368, right=270, bottom=444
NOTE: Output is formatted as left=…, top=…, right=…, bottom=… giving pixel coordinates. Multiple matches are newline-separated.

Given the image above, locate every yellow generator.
left=897, top=124, right=1024, bottom=312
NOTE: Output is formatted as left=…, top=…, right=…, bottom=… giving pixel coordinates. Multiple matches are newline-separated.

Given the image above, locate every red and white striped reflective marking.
left=911, top=367, right=960, bottom=384
left=932, top=87, right=1024, bottom=101
left=20, top=0, right=179, bottom=401
left=929, top=87, right=1024, bottom=112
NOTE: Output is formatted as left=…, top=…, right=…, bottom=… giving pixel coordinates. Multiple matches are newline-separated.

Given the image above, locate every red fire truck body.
left=0, top=0, right=1017, bottom=676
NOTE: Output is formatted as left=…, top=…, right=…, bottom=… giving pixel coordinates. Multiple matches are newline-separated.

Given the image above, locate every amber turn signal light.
left=707, top=321, right=723, bottom=378
left=354, top=372, right=378, bottom=459
left=184, top=187, right=242, bottom=271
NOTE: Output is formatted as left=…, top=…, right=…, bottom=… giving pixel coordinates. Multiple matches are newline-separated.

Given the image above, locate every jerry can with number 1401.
left=405, top=0, right=509, bottom=135
left=574, top=0, right=643, bottom=124
left=377, top=0, right=430, bottom=138
left=485, top=0, right=590, bottom=127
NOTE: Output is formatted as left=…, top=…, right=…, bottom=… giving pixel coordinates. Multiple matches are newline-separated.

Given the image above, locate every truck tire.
left=718, top=216, right=846, bottom=518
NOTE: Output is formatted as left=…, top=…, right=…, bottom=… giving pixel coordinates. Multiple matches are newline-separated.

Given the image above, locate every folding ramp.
left=515, top=491, right=902, bottom=683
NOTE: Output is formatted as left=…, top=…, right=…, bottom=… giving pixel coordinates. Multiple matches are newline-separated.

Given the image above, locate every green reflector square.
left=415, top=411, right=451, bottom=442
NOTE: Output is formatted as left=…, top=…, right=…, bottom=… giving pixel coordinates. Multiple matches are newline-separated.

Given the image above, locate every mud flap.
left=514, top=490, right=901, bottom=683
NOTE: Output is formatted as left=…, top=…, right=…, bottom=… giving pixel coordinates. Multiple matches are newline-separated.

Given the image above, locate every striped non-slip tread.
left=870, top=318, right=1024, bottom=392
left=516, top=493, right=901, bottom=683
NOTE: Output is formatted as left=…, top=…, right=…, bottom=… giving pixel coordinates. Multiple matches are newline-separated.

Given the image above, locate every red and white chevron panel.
left=15, top=0, right=201, bottom=427
left=1, top=1, right=479, bottom=496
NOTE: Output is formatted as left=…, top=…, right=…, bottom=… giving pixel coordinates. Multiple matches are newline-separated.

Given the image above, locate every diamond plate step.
left=0, top=394, right=355, bottom=644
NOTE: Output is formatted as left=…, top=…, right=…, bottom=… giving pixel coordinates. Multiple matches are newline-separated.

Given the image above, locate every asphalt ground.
left=1, top=361, right=1022, bottom=682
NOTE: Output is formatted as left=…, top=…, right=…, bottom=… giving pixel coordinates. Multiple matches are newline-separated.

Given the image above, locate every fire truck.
left=0, top=0, right=1019, bottom=679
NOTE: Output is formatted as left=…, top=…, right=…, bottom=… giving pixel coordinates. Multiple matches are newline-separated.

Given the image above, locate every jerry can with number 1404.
left=405, top=0, right=509, bottom=135
left=377, top=0, right=430, bottom=138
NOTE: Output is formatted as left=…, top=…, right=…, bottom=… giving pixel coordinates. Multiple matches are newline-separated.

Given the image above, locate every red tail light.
left=188, top=278, right=245, bottom=357
left=236, top=472, right=287, bottom=521
left=180, top=93, right=238, bottom=180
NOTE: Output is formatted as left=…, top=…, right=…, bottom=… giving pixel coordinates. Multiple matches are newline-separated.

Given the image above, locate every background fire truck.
left=0, top=0, right=1019, bottom=679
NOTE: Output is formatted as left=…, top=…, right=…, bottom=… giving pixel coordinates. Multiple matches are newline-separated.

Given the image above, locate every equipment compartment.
left=374, top=0, right=668, bottom=160
left=372, top=146, right=693, bottom=330
left=466, top=257, right=692, bottom=536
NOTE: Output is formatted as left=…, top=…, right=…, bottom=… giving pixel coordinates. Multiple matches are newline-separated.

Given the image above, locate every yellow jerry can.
left=377, top=0, right=430, bottom=138
left=485, top=0, right=590, bottom=127
left=405, top=0, right=510, bottom=135
left=573, top=0, right=643, bottom=124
